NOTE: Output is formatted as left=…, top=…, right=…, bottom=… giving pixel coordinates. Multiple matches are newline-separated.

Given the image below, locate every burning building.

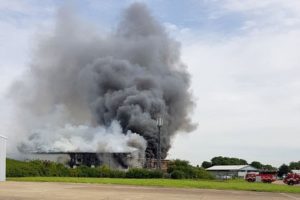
left=30, top=151, right=169, bottom=171
left=32, top=152, right=137, bottom=169
left=11, top=3, right=195, bottom=169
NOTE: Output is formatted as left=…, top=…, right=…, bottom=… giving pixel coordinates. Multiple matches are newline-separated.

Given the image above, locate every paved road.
left=1, top=181, right=300, bottom=200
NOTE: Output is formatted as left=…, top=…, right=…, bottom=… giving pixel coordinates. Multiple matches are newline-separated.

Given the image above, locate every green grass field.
left=8, top=177, right=300, bottom=194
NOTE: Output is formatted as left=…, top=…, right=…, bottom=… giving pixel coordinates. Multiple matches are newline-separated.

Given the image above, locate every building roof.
left=292, top=170, right=300, bottom=174
left=206, top=165, right=258, bottom=171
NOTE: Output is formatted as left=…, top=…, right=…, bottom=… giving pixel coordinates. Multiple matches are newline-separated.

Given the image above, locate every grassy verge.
left=7, top=177, right=300, bottom=193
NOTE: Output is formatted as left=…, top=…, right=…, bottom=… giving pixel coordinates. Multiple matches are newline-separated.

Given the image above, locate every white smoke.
left=19, top=119, right=146, bottom=154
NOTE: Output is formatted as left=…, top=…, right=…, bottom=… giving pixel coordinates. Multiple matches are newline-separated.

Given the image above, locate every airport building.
left=0, top=135, right=7, bottom=181
left=206, top=165, right=258, bottom=179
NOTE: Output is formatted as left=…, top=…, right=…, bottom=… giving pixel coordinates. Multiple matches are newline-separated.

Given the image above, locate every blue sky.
left=0, top=0, right=248, bottom=36
left=1, top=0, right=300, bottom=166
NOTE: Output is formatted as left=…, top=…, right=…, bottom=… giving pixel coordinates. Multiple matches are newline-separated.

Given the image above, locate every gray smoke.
left=11, top=3, right=195, bottom=160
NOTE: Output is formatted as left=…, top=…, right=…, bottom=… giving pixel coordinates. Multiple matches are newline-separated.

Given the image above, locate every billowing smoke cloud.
left=11, top=3, right=195, bottom=161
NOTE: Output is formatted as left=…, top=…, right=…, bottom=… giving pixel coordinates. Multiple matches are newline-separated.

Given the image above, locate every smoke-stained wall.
left=11, top=3, right=195, bottom=161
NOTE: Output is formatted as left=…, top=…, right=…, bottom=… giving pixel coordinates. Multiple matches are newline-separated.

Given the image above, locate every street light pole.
left=156, top=117, right=163, bottom=170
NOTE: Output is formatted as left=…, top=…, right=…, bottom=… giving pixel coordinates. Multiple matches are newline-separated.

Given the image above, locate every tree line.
left=201, top=156, right=276, bottom=170
left=277, top=161, right=300, bottom=177
left=201, top=156, right=300, bottom=177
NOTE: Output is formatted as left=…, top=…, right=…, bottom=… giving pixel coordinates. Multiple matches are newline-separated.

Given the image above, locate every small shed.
left=206, top=165, right=258, bottom=179
left=0, top=135, right=7, bottom=181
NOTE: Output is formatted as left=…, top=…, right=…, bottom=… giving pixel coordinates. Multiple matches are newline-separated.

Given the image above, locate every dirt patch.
left=1, top=181, right=300, bottom=200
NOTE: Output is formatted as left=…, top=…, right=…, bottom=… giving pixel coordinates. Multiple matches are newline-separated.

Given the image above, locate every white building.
left=0, top=135, right=7, bottom=181
left=292, top=170, right=300, bottom=174
left=206, top=165, right=258, bottom=179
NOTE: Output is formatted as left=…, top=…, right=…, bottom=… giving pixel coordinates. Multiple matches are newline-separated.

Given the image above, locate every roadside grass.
left=7, top=177, right=300, bottom=193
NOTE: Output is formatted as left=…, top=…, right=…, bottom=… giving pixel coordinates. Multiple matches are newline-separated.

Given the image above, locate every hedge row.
left=168, top=159, right=215, bottom=179
left=6, top=159, right=163, bottom=178
left=6, top=158, right=214, bottom=180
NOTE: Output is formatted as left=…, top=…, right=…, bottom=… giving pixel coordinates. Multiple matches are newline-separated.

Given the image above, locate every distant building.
left=29, top=152, right=170, bottom=171
left=291, top=170, right=300, bottom=174
left=0, top=135, right=7, bottom=181
left=30, top=152, right=138, bottom=169
left=206, top=165, right=258, bottom=179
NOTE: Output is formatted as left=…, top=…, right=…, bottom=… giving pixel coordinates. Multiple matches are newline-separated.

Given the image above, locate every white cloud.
left=205, top=0, right=300, bottom=34
left=221, top=0, right=300, bottom=13
left=168, top=1, right=300, bottom=166
left=0, top=0, right=32, bottom=13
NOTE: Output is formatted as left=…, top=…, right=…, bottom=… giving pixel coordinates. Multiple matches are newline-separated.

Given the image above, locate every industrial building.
left=31, top=152, right=169, bottom=171
left=206, top=165, right=258, bottom=179
left=0, top=135, right=7, bottom=181
left=31, top=152, right=137, bottom=169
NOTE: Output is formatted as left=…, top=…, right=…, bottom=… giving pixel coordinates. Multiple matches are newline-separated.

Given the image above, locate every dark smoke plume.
left=12, top=3, right=195, bottom=160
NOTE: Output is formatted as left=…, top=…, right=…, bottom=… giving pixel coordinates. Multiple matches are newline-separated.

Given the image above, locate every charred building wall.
left=31, top=151, right=142, bottom=169
left=68, top=152, right=132, bottom=169
left=30, top=152, right=169, bottom=171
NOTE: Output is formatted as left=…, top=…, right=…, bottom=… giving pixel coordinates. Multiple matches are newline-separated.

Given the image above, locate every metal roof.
left=206, top=165, right=257, bottom=171
left=292, top=170, right=300, bottom=174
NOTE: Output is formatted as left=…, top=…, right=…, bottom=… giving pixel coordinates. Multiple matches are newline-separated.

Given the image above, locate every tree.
left=250, top=161, right=263, bottom=169
left=211, top=156, right=225, bottom=165
left=250, top=161, right=276, bottom=171
left=211, top=156, right=248, bottom=165
left=261, top=164, right=277, bottom=171
left=278, top=164, right=290, bottom=177
left=289, top=161, right=300, bottom=170
left=167, top=159, right=214, bottom=179
left=201, top=161, right=212, bottom=169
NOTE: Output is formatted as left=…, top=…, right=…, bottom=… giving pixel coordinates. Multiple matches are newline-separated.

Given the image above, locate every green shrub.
left=170, top=170, right=185, bottom=179
left=7, top=158, right=128, bottom=178
left=98, top=165, right=111, bottom=177
left=39, top=161, right=70, bottom=176
left=193, top=167, right=214, bottom=179
left=6, top=158, right=213, bottom=180
left=168, top=159, right=214, bottom=180
left=6, top=159, right=40, bottom=177
left=125, top=168, right=163, bottom=178
left=126, top=168, right=150, bottom=178
left=167, top=159, right=190, bottom=173
left=109, top=169, right=126, bottom=178
left=7, top=159, right=72, bottom=177
left=76, top=166, right=99, bottom=177
left=69, top=168, right=79, bottom=177
left=148, top=170, right=164, bottom=178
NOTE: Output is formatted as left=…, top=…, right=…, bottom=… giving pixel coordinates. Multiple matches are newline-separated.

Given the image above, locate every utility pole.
left=156, top=117, right=163, bottom=170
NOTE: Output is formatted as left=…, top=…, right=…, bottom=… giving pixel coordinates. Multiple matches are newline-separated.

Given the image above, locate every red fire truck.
left=283, top=173, right=300, bottom=185
left=245, top=171, right=277, bottom=183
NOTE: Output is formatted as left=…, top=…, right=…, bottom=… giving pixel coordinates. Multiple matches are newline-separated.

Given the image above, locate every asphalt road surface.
left=1, top=181, right=300, bottom=200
